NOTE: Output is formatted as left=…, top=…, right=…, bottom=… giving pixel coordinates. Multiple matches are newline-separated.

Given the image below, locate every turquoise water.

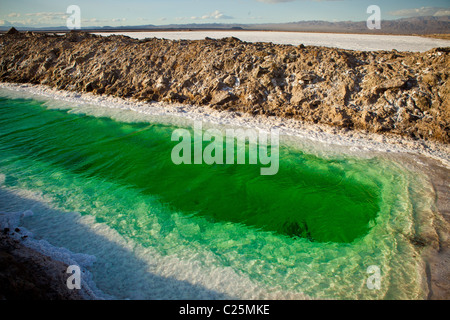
left=0, top=91, right=433, bottom=299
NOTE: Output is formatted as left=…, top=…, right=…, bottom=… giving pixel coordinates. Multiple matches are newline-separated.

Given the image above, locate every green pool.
left=0, top=91, right=434, bottom=299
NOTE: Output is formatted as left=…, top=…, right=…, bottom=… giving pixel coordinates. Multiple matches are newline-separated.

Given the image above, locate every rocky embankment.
left=0, top=232, right=83, bottom=300
left=0, top=30, right=449, bottom=143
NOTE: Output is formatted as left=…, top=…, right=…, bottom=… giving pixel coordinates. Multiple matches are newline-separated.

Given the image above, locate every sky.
left=0, top=0, right=449, bottom=28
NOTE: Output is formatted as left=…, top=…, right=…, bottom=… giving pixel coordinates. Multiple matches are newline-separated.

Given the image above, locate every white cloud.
left=1, top=12, right=67, bottom=26
left=138, top=17, right=153, bottom=22
left=388, top=7, right=450, bottom=17
left=2, top=11, right=129, bottom=27
left=25, top=12, right=66, bottom=20
left=81, top=17, right=127, bottom=25
left=199, top=10, right=234, bottom=20
left=0, top=19, right=27, bottom=26
left=189, top=10, right=233, bottom=20
left=16, top=11, right=68, bottom=25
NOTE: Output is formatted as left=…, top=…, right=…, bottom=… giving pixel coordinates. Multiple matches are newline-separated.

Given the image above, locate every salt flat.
left=95, top=31, right=450, bottom=52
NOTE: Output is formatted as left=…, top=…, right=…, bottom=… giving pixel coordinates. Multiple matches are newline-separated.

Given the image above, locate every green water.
left=0, top=97, right=380, bottom=243
left=0, top=93, right=432, bottom=299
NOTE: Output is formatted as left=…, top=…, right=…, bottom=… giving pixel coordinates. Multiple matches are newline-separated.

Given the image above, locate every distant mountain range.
left=1, top=15, right=449, bottom=35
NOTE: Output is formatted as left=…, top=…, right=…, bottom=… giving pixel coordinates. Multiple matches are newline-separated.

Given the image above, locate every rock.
left=223, top=36, right=242, bottom=44
left=375, top=78, right=407, bottom=91
left=414, top=95, right=431, bottom=112
left=223, top=75, right=236, bottom=87
left=6, top=27, right=19, bottom=35
left=298, top=72, right=318, bottom=84
left=211, top=91, right=237, bottom=106
left=253, top=66, right=269, bottom=78
left=155, top=76, right=169, bottom=90
left=84, top=82, right=95, bottom=92
left=164, top=91, right=186, bottom=103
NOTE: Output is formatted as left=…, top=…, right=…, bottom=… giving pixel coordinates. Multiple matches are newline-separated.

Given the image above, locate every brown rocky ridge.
left=0, top=30, right=449, bottom=143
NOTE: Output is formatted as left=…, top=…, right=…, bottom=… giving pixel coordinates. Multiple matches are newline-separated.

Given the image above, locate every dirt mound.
left=6, top=27, right=19, bottom=35
left=0, top=32, right=448, bottom=143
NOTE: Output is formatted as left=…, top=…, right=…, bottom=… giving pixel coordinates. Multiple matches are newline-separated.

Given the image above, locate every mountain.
left=249, top=16, right=449, bottom=34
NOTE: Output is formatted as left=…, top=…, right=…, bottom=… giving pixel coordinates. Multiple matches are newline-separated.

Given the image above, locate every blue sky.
left=1, top=0, right=449, bottom=27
